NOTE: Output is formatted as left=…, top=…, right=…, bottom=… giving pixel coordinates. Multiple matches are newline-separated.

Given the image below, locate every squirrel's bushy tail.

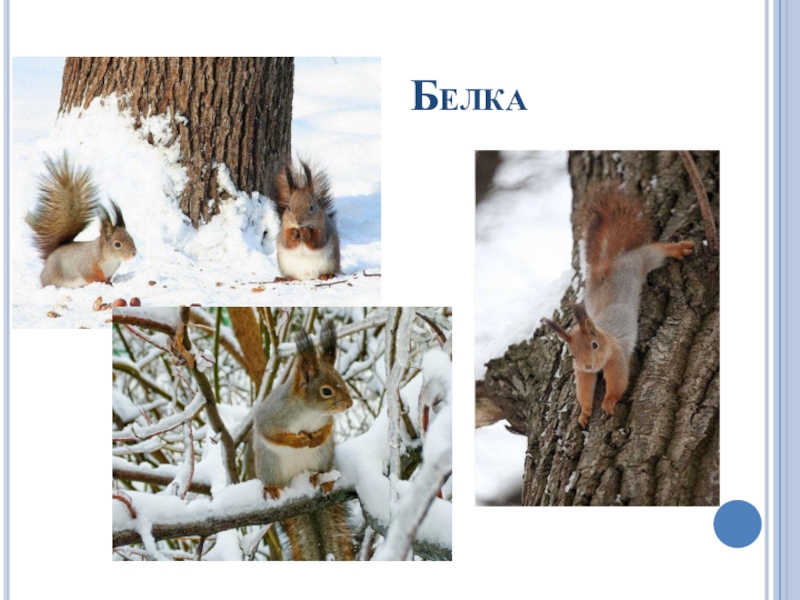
left=583, top=184, right=653, bottom=276
left=25, top=153, right=99, bottom=260
left=282, top=504, right=354, bottom=561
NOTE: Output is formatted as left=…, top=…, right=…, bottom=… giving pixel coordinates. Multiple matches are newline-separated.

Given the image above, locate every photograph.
left=12, top=57, right=381, bottom=328
left=475, top=151, right=720, bottom=507
left=112, top=306, right=452, bottom=560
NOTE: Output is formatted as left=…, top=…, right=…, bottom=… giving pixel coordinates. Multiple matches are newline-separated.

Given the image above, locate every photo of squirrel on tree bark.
left=476, top=151, right=719, bottom=507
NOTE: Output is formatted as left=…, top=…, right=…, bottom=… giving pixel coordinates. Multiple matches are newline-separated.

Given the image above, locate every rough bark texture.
left=483, top=151, right=720, bottom=506
left=60, top=57, right=294, bottom=227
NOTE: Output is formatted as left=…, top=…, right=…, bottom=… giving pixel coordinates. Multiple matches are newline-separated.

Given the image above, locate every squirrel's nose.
left=586, top=364, right=592, bottom=371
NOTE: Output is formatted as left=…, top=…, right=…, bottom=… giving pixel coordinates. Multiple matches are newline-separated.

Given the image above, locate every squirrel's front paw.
left=665, top=240, right=695, bottom=259
left=262, top=485, right=284, bottom=500
left=298, top=227, right=312, bottom=241
left=578, top=412, right=590, bottom=428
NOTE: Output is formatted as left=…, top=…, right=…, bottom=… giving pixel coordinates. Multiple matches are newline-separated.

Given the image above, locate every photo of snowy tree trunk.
left=112, top=306, right=451, bottom=560
left=13, top=57, right=381, bottom=328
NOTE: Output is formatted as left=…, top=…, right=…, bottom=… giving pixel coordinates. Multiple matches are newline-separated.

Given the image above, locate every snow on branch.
left=112, top=392, right=204, bottom=442
left=113, top=479, right=357, bottom=548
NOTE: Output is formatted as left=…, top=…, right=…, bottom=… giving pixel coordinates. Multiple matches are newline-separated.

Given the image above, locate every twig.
left=678, top=150, right=719, bottom=255
left=112, top=314, right=176, bottom=336
left=315, top=279, right=349, bottom=288
left=113, top=392, right=205, bottom=442
left=113, top=464, right=212, bottom=495
left=113, top=491, right=137, bottom=519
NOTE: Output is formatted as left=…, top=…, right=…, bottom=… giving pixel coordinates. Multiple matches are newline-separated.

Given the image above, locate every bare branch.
left=678, top=150, right=719, bottom=255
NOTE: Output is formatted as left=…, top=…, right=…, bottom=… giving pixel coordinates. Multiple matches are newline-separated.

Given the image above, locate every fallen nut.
left=113, top=299, right=127, bottom=307
left=130, top=298, right=141, bottom=306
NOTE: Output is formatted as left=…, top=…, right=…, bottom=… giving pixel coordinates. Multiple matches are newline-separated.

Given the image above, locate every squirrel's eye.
left=114, top=241, right=122, bottom=248
left=321, top=386, right=333, bottom=397
left=309, top=204, right=315, bottom=212
left=591, top=341, right=599, bottom=350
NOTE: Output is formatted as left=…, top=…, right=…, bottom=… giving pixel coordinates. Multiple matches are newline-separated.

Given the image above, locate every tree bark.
left=60, top=57, right=293, bottom=226
left=483, top=151, right=720, bottom=506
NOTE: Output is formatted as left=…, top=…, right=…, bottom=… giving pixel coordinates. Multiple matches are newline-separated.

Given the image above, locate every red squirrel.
left=25, top=153, right=137, bottom=288
left=271, top=160, right=341, bottom=282
left=543, top=185, right=694, bottom=427
left=252, top=320, right=354, bottom=560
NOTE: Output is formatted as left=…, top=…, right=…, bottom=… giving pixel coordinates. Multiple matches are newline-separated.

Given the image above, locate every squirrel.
left=25, top=153, right=137, bottom=288
left=271, top=160, right=341, bottom=282
left=543, top=185, right=695, bottom=427
left=252, top=319, right=354, bottom=560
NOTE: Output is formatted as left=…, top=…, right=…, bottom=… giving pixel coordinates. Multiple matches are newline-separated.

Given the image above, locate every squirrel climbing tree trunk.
left=59, top=57, right=294, bottom=227
left=481, top=151, right=720, bottom=506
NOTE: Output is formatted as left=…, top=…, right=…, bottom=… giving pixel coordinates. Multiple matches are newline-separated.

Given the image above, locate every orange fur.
left=264, top=422, right=333, bottom=448
left=583, top=184, right=653, bottom=279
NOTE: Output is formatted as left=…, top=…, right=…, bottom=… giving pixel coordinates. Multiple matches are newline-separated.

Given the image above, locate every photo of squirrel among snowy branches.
left=112, top=306, right=452, bottom=560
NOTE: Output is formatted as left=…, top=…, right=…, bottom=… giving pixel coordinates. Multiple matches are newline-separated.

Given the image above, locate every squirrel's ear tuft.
left=109, top=199, right=126, bottom=228
left=572, top=304, right=597, bottom=336
left=294, top=327, right=319, bottom=385
left=300, top=160, right=314, bottom=194
left=319, top=320, right=337, bottom=366
left=97, top=204, right=114, bottom=238
left=542, top=317, right=571, bottom=344
left=285, top=165, right=296, bottom=191
left=271, top=163, right=293, bottom=211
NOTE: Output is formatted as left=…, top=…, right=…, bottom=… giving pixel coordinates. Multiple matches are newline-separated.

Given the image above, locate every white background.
left=3, top=0, right=769, bottom=598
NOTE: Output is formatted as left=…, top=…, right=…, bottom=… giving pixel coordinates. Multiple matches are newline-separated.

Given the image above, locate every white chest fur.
left=278, top=242, right=336, bottom=280
left=264, top=442, right=328, bottom=482
left=263, top=412, right=333, bottom=481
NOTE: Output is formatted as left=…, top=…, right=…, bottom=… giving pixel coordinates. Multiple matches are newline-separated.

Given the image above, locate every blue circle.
left=714, top=500, right=762, bottom=548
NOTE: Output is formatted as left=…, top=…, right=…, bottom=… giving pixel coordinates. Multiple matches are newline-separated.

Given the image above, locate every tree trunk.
left=60, top=57, right=294, bottom=227
left=483, top=151, right=720, bottom=506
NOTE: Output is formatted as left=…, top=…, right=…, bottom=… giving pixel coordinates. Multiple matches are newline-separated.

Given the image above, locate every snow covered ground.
left=11, top=58, right=381, bottom=328
left=474, top=151, right=573, bottom=505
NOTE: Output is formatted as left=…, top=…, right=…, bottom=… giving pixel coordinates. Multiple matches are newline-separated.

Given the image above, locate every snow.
left=475, top=151, right=573, bottom=506
left=12, top=58, right=381, bottom=328
left=475, top=151, right=573, bottom=379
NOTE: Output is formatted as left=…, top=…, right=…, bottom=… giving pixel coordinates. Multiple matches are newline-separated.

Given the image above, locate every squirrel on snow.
left=271, top=160, right=341, bottom=282
left=252, top=319, right=354, bottom=560
left=543, top=185, right=695, bottom=428
left=25, top=153, right=137, bottom=288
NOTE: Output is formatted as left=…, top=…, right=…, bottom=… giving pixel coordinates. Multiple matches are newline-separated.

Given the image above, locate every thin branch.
left=113, top=392, right=205, bottom=442
left=113, top=359, right=172, bottom=400
left=113, top=465, right=212, bottom=496
left=678, top=150, right=719, bottom=254
left=112, top=314, right=176, bottom=336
